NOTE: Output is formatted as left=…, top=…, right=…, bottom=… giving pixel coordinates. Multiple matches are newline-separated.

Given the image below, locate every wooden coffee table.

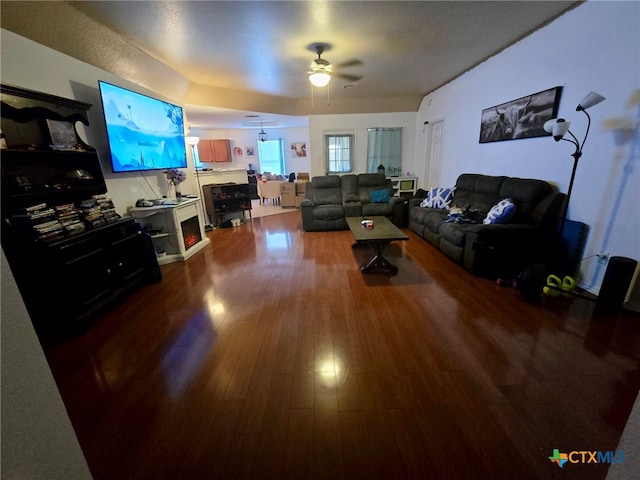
left=346, top=216, right=409, bottom=274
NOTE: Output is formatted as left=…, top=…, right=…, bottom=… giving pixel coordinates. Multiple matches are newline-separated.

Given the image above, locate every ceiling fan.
left=307, top=43, right=363, bottom=88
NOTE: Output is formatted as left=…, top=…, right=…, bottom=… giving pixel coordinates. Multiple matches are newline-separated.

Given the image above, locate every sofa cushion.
left=483, top=198, right=516, bottom=224
left=358, top=173, right=387, bottom=187
left=409, top=205, right=431, bottom=225
left=450, top=174, right=506, bottom=213
left=362, top=202, right=393, bottom=217
left=313, top=175, right=342, bottom=189
left=356, top=173, right=390, bottom=204
left=423, top=211, right=449, bottom=234
left=312, top=204, right=345, bottom=221
left=311, top=175, right=343, bottom=206
left=420, top=186, right=455, bottom=209
left=439, top=223, right=482, bottom=248
left=499, top=177, right=553, bottom=222
left=370, top=189, right=390, bottom=203
left=340, top=174, right=359, bottom=202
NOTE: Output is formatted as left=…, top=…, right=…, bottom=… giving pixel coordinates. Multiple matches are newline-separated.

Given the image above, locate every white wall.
left=193, top=126, right=311, bottom=175
left=1, top=250, right=93, bottom=479
left=308, top=112, right=417, bottom=176
left=413, top=1, right=639, bottom=294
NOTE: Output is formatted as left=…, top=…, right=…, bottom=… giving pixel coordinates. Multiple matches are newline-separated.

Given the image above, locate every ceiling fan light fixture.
left=309, top=71, right=331, bottom=88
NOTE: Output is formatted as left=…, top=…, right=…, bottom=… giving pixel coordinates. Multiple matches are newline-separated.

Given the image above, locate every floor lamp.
left=543, top=91, right=605, bottom=238
left=185, top=135, right=213, bottom=231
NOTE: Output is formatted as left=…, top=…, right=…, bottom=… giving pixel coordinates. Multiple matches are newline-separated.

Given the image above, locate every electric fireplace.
left=129, top=198, right=210, bottom=265
left=181, top=215, right=202, bottom=251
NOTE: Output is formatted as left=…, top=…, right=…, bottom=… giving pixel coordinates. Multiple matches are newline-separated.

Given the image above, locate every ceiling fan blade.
left=336, top=73, right=363, bottom=82
left=335, top=59, right=363, bottom=69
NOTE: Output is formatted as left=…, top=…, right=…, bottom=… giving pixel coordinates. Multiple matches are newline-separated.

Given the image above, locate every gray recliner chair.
left=300, top=175, right=347, bottom=231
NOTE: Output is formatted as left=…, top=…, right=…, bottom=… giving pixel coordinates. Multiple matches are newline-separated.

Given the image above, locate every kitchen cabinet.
left=197, top=139, right=231, bottom=162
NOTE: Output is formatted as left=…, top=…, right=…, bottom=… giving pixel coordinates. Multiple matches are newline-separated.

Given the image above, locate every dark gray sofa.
left=408, top=173, right=565, bottom=278
left=301, top=173, right=405, bottom=231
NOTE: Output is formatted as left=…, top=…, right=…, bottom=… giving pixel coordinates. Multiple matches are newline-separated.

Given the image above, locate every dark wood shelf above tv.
left=0, top=84, right=157, bottom=334
left=1, top=83, right=93, bottom=151
left=0, top=84, right=107, bottom=214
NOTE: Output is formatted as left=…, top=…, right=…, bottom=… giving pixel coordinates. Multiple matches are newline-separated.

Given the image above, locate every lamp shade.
left=576, top=91, right=605, bottom=111
left=552, top=120, right=571, bottom=141
left=543, top=118, right=557, bottom=134
left=544, top=118, right=571, bottom=141
left=309, top=71, right=331, bottom=87
left=185, top=136, right=200, bottom=146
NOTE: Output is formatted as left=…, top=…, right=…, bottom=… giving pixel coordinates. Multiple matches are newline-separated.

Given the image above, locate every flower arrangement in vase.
left=166, top=168, right=186, bottom=198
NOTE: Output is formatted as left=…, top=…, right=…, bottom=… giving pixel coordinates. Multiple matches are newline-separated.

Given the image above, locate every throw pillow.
left=483, top=198, right=516, bottom=224
left=370, top=189, right=390, bottom=203
left=420, top=186, right=455, bottom=209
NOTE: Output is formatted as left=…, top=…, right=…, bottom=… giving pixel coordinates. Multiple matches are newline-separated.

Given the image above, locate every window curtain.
left=326, top=134, right=354, bottom=173
left=366, top=128, right=402, bottom=176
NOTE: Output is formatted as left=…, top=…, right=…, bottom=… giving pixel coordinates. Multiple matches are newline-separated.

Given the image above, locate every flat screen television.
left=98, top=80, right=187, bottom=173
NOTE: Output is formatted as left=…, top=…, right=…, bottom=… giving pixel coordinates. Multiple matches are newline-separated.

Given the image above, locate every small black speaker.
left=597, top=256, right=638, bottom=310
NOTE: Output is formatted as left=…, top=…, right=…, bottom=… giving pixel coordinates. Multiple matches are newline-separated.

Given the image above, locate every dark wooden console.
left=202, top=183, right=252, bottom=226
left=5, top=217, right=159, bottom=331
left=1, top=84, right=159, bottom=333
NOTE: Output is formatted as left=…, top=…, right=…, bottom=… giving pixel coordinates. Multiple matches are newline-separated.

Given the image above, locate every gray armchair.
left=300, top=175, right=347, bottom=231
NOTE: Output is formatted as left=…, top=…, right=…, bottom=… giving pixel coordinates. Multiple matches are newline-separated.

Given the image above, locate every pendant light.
left=258, top=121, right=267, bottom=142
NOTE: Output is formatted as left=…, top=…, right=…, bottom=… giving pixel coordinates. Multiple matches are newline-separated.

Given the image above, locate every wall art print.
left=479, top=86, right=562, bottom=143
left=291, top=142, right=307, bottom=158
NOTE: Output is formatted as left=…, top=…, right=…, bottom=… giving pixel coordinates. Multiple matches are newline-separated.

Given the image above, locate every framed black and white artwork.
left=479, top=86, right=563, bottom=143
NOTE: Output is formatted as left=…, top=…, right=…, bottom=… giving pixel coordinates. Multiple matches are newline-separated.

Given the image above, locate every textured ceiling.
left=1, top=1, right=579, bottom=129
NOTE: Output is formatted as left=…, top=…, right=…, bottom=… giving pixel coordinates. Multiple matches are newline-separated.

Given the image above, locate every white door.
left=424, top=119, right=444, bottom=190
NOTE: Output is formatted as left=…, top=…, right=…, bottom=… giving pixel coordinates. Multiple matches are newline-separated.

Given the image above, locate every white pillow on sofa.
left=483, top=198, right=516, bottom=224
left=420, top=186, right=455, bottom=209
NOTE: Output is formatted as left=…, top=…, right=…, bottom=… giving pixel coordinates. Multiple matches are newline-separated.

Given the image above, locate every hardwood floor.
left=42, top=211, right=640, bottom=480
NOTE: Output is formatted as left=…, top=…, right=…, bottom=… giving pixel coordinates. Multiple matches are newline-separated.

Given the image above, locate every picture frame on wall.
left=233, top=146, right=243, bottom=156
left=45, top=119, right=77, bottom=147
left=291, top=142, right=307, bottom=158
left=245, top=146, right=255, bottom=157
left=479, top=86, right=563, bottom=143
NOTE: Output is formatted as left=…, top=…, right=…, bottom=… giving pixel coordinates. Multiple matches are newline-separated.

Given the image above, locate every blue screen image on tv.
left=98, top=81, right=187, bottom=173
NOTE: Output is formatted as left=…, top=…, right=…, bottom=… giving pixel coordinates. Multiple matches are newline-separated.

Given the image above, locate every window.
left=257, top=139, right=285, bottom=175
left=366, top=128, right=402, bottom=176
left=325, top=134, right=354, bottom=174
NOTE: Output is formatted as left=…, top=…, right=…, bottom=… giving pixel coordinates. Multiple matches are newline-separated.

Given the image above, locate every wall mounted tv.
left=98, top=80, right=187, bottom=173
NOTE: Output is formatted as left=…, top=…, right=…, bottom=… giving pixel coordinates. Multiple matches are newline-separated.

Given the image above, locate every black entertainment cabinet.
left=202, top=183, right=252, bottom=226
left=1, top=83, right=159, bottom=333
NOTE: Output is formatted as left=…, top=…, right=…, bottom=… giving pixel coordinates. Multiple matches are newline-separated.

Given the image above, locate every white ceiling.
left=1, top=1, right=579, bottom=130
